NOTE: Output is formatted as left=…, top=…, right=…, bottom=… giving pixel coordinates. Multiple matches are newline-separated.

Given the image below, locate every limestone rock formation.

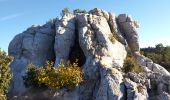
left=8, top=23, right=56, bottom=97
left=8, top=8, right=170, bottom=100
left=54, top=14, right=75, bottom=67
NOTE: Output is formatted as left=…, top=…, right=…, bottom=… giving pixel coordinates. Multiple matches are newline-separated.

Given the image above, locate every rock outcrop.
left=8, top=8, right=170, bottom=100
left=8, top=23, right=56, bottom=97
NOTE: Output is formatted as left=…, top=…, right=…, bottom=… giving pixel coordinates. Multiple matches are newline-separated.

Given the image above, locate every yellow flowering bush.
left=0, top=95, right=6, bottom=100
left=23, top=60, right=83, bottom=91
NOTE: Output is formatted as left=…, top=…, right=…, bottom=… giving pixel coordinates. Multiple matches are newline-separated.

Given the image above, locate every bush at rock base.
left=23, top=64, right=46, bottom=89
left=123, top=53, right=144, bottom=73
left=23, top=60, right=83, bottom=91
left=0, top=49, right=12, bottom=97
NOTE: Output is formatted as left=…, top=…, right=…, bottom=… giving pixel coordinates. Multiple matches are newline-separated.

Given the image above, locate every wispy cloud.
left=0, top=13, right=23, bottom=22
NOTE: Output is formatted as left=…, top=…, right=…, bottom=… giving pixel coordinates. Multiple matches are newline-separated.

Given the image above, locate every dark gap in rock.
left=116, top=18, right=126, bottom=39
left=46, top=23, right=56, bottom=64
left=92, top=79, right=100, bottom=99
left=68, top=20, right=86, bottom=67
left=123, top=83, right=127, bottom=100
left=148, top=79, right=159, bottom=99
left=107, top=15, right=114, bottom=34
left=46, top=38, right=56, bottom=63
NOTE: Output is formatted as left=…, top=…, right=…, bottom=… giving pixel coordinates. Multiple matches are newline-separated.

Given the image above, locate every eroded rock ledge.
left=8, top=8, right=170, bottom=100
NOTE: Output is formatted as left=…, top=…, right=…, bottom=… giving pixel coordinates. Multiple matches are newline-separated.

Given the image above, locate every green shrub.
left=109, top=32, right=118, bottom=44
left=141, top=45, right=170, bottom=71
left=23, top=60, right=82, bottom=91
left=73, top=9, right=87, bottom=14
left=0, top=49, right=12, bottom=96
left=47, top=19, right=55, bottom=25
left=109, top=34, right=115, bottom=43
left=23, top=64, right=46, bottom=89
left=61, top=7, right=70, bottom=16
left=123, top=56, right=144, bottom=73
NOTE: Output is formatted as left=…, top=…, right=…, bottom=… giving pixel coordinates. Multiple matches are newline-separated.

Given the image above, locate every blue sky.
left=0, top=0, right=170, bottom=52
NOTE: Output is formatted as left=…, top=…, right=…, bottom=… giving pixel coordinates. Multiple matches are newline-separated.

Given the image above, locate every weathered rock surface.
left=124, top=78, right=148, bottom=100
left=76, top=12, right=127, bottom=100
left=117, top=14, right=139, bottom=52
left=8, top=23, right=56, bottom=97
left=54, top=14, right=75, bottom=66
left=8, top=8, right=170, bottom=100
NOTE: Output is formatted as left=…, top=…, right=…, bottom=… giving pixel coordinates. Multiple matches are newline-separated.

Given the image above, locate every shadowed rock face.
left=8, top=23, right=56, bottom=97
left=8, top=8, right=170, bottom=100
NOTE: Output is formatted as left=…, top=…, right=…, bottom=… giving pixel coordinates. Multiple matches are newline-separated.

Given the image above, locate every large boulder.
left=8, top=23, right=56, bottom=97
left=117, top=14, right=140, bottom=52
left=76, top=13, right=127, bottom=100
left=8, top=8, right=170, bottom=100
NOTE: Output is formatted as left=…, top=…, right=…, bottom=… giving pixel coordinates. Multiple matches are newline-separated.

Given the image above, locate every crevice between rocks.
left=68, top=19, right=86, bottom=67
left=46, top=22, right=56, bottom=63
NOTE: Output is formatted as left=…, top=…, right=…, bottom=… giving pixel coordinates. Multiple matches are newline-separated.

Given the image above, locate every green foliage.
left=123, top=53, right=144, bottom=73
left=23, top=64, right=46, bottom=89
left=145, top=53, right=162, bottom=63
left=0, top=49, right=12, bottom=96
left=150, top=80, right=157, bottom=91
left=155, top=43, right=164, bottom=49
left=61, top=7, right=70, bottom=16
left=109, top=33, right=116, bottom=43
left=23, top=60, right=82, bottom=91
left=109, top=31, right=119, bottom=44
left=141, top=44, right=170, bottom=71
left=73, top=9, right=87, bottom=14
left=47, top=19, right=55, bottom=25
